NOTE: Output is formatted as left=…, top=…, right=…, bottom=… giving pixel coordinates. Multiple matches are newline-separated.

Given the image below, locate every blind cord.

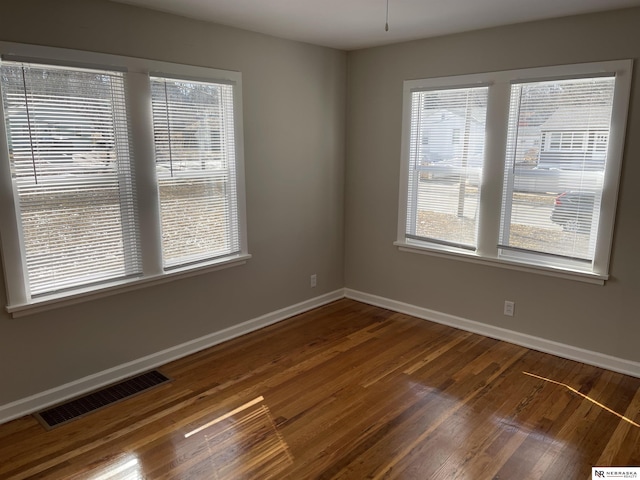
left=20, top=66, right=38, bottom=184
left=163, top=81, right=174, bottom=177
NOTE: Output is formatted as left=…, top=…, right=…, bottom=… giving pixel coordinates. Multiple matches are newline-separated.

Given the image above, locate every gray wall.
left=345, top=8, right=640, bottom=363
left=0, top=0, right=346, bottom=405
left=1, top=0, right=639, bottom=410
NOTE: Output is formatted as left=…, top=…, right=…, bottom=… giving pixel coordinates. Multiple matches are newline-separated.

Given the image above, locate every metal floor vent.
left=34, top=370, right=171, bottom=429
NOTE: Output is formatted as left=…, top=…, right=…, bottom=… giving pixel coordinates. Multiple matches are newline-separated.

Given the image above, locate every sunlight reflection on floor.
left=76, top=454, right=143, bottom=480
left=523, top=371, right=640, bottom=428
left=187, top=396, right=293, bottom=479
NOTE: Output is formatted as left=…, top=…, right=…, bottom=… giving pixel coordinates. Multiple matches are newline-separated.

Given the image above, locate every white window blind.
left=499, top=77, right=615, bottom=266
left=150, top=77, right=240, bottom=268
left=0, top=62, right=140, bottom=296
left=406, top=86, right=488, bottom=249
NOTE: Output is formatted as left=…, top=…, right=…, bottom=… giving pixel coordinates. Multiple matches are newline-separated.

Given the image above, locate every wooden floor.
left=1, top=299, right=639, bottom=479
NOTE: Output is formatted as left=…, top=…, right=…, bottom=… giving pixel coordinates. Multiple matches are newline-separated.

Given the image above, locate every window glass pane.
left=151, top=78, right=239, bottom=268
left=500, top=77, right=615, bottom=262
left=0, top=63, right=140, bottom=295
left=406, top=87, right=488, bottom=249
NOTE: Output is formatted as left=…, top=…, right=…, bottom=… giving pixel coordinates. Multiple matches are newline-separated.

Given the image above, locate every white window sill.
left=394, top=241, right=607, bottom=285
left=6, top=253, right=252, bottom=318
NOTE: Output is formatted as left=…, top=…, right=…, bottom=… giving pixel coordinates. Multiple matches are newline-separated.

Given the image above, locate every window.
left=405, top=86, right=488, bottom=250
left=544, top=131, right=589, bottom=152
left=0, top=43, right=249, bottom=314
left=500, top=77, right=615, bottom=265
left=397, top=61, right=632, bottom=283
left=150, top=77, right=240, bottom=268
left=0, top=63, right=140, bottom=296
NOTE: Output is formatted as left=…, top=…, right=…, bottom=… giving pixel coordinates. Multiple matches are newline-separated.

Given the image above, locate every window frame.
left=0, top=42, right=250, bottom=317
left=149, top=76, right=242, bottom=269
left=396, top=60, right=633, bottom=285
left=404, top=83, right=489, bottom=250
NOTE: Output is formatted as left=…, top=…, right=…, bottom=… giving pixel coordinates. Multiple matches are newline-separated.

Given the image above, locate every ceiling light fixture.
left=385, top=0, right=390, bottom=31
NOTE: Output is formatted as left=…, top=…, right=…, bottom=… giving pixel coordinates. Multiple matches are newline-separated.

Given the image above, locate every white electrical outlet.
left=504, top=300, right=515, bottom=317
left=310, top=274, right=317, bottom=288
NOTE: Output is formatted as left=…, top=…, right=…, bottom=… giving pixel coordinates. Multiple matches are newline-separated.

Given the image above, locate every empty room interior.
left=0, top=0, right=639, bottom=478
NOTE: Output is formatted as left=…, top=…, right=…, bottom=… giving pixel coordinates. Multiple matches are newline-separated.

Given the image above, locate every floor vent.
left=34, top=370, right=171, bottom=429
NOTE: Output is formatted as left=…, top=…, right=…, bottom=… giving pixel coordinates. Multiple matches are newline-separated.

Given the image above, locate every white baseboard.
left=4, top=287, right=638, bottom=426
left=344, top=288, right=640, bottom=379
left=0, top=289, right=344, bottom=425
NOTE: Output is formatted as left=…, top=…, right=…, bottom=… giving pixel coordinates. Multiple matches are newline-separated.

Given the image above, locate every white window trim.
left=6, top=255, right=251, bottom=318
left=394, top=240, right=606, bottom=285
left=0, top=42, right=250, bottom=316
left=397, top=60, right=633, bottom=284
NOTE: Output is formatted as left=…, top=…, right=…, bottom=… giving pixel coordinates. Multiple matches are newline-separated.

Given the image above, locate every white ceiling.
left=110, top=0, right=640, bottom=50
